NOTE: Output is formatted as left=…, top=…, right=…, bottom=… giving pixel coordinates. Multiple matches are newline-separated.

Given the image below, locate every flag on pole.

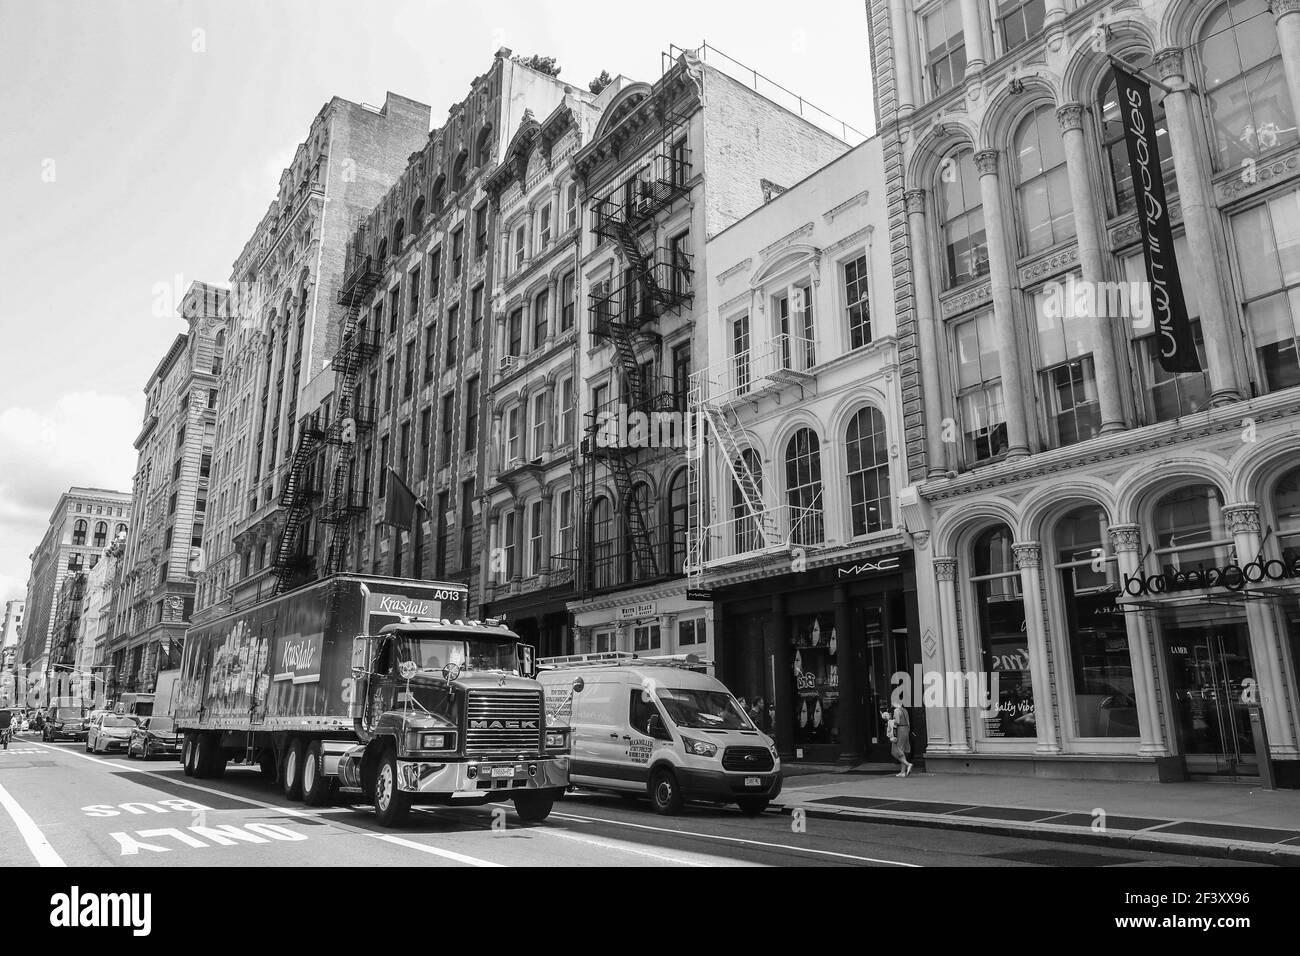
left=383, top=467, right=422, bottom=530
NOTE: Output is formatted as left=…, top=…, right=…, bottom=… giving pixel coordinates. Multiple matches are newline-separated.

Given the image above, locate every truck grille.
left=721, top=746, right=775, bottom=772
left=464, top=690, right=544, bottom=756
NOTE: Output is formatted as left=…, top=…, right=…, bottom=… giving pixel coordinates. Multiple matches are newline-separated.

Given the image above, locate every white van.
left=538, top=654, right=781, bottom=815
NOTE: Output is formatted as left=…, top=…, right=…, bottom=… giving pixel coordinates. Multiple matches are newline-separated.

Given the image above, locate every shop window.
left=791, top=612, right=839, bottom=747
left=1273, top=466, right=1300, bottom=562
left=1150, top=484, right=1233, bottom=575
left=1199, top=0, right=1296, bottom=170
left=952, top=311, right=1007, bottom=464
left=1054, top=506, right=1136, bottom=737
left=1230, top=188, right=1300, bottom=393
left=1098, top=52, right=1177, bottom=215
left=845, top=407, right=891, bottom=536
left=633, top=624, right=661, bottom=652
left=1013, top=105, right=1075, bottom=255
left=970, top=524, right=1034, bottom=738
left=594, top=630, right=616, bottom=653
left=678, top=618, right=706, bottom=646
left=936, top=149, right=987, bottom=288
left=785, top=430, right=824, bottom=546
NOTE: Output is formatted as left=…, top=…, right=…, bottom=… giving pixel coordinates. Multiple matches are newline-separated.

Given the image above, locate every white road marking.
left=0, top=781, right=66, bottom=867
left=549, top=809, right=922, bottom=866
left=533, top=826, right=725, bottom=866
left=371, top=833, right=504, bottom=867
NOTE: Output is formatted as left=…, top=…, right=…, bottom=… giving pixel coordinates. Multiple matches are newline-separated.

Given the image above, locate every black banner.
left=1111, top=63, right=1201, bottom=374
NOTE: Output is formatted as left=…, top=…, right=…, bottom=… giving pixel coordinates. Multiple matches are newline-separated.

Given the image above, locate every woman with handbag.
left=881, top=703, right=913, bottom=777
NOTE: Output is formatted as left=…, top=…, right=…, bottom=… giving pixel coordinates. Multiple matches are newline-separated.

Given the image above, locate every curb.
left=773, top=800, right=1300, bottom=866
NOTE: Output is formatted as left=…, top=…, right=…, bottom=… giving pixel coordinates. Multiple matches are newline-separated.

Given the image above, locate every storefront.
left=484, top=584, right=575, bottom=659
left=568, top=583, right=715, bottom=667
left=712, top=550, right=919, bottom=763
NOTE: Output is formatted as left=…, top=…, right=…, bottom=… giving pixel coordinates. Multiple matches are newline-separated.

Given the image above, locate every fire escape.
left=579, top=112, right=693, bottom=593
left=269, top=416, right=325, bottom=593
left=321, top=251, right=382, bottom=577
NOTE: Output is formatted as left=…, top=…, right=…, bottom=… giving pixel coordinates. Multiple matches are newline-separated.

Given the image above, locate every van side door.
left=568, top=678, right=621, bottom=787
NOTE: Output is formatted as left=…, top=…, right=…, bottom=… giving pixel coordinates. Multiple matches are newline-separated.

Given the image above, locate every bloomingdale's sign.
left=1123, top=556, right=1300, bottom=596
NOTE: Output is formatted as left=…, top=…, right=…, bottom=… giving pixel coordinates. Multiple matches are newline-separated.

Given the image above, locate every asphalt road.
left=0, top=732, right=1267, bottom=868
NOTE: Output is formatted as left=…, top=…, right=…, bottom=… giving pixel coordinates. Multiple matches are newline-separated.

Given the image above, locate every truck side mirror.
left=350, top=635, right=374, bottom=675
left=517, top=644, right=536, bottom=679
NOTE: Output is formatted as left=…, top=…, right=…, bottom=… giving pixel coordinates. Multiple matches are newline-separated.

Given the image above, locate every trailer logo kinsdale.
left=273, top=632, right=324, bottom=684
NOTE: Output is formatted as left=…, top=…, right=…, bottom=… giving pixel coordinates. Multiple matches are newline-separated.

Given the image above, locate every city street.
left=0, top=733, right=1266, bottom=868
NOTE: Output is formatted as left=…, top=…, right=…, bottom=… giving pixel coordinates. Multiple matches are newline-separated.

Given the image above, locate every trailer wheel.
left=194, top=733, right=225, bottom=779
left=372, top=748, right=411, bottom=827
left=182, top=735, right=198, bottom=777
left=512, top=790, right=557, bottom=823
left=282, top=738, right=305, bottom=800
left=302, top=741, right=332, bottom=806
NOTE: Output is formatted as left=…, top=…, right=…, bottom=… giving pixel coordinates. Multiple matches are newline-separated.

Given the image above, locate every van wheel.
left=649, top=767, right=683, bottom=815
left=737, top=798, right=770, bottom=817
left=372, top=748, right=411, bottom=827
left=302, top=741, right=332, bottom=806
left=282, top=739, right=305, bottom=800
left=512, top=790, right=556, bottom=822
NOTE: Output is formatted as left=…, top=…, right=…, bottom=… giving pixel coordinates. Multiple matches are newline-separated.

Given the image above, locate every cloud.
left=0, top=391, right=140, bottom=601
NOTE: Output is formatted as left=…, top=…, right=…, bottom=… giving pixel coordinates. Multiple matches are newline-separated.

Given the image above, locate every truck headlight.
left=545, top=730, right=570, bottom=753
left=682, top=735, right=717, bottom=758
left=419, top=732, right=455, bottom=751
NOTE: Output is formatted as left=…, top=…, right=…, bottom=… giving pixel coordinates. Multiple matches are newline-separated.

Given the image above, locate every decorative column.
left=659, top=613, right=676, bottom=651
left=538, top=491, right=554, bottom=582
left=1272, top=0, right=1300, bottom=140
left=547, top=275, right=559, bottom=343
left=832, top=584, right=863, bottom=762
left=1109, top=524, right=1167, bottom=755
left=1223, top=503, right=1299, bottom=756
left=905, top=189, right=950, bottom=477
left=1058, top=103, right=1126, bottom=433
left=1013, top=542, right=1059, bottom=753
left=888, top=0, right=916, bottom=117
left=542, top=383, right=555, bottom=455
left=490, top=410, right=503, bottom=478
left=960, top=0, right=987, bottom=74
left=1154, top=49, right=1241, bottom=405
left=512, top=500, right=525, bottom=586
left=974, top=149, right=1031, bottom=457
left=934, top=556, right=968, bottom=752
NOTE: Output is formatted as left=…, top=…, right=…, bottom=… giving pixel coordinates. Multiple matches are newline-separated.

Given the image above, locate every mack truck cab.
left=337, top=619, right=570, bottom=826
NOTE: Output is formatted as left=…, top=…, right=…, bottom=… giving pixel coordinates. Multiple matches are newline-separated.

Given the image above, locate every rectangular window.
left=1031, top=276, right=1101, bottom=447
left=591, top=383, right=608, bottom=432
left=173, top=458, right=182, bottom=480
left=429, top=248, right=441, bottom=299
left=1231, top=190, right=1300, bottom=394
left=410, top=267, right=421, bottom=317
left=384, top=357, right=394, bottom=411
left=424, top=324, right=436, bottom=383
left=168, top=492, right=177, bottom=515
left=594, top=631, right=615, bottom=653
left=446, top=304, right=459, bottom=367
left=435, top=491, right=449, bottom=577
left=678, top=618, right=707, bottom=646
left=373, top=302, right=383, bottom=337
left=669, top=230, right=691, bottom=297
left=560, top=272, right=576, bottom=331
left=953, top=311, right=1007, bottom=463
left=200, top=453, right=212, bottom=480
left=503, top=510, right=517, bottom=580
left=732, top=315, right=751, bottom=395
left=440, top=392, right=454, bottom=467
left=506, top=404, right=521, bottom=463
left=539, top=203, right=552, bottom=251
left=207, top=388, right=218, bottom=409
left=557, top=489, right=574, bottom=559
left=531, top=392, right=546, bottom=459
left=633, top=625, right=661, bottom=652
left=399, top=421, right=410, bottom=479
left=997, top=0, right=1045, bottom=51
left=451, top=228, right=463, bottom=280
left=418, top=407, right=431, bottom=478
left=404, top=339, right=415, bottom=397
left=557, top=376, right=574, bottom=445
left=379, top=436, right=389, bottom=496
left=460, top=479, right=475, bottom=567
left=389, top=285, right=400, bottom=334
left=922, top=0, right=966, bottom=96
left=844, top=254, right=872, bottom=349
left=528, top=500, right=543, bottom=575
left=465, top=376, right=479, bottom=452
left=508, top=308, right=523, bottom=357
left=671, top=343, right=691, bottom=412
left=470, top=284, right=484, bottom=349
left=163, top=527, right=173, bottom=550
left=533, top=292, right=548, bottom=348
left=474, top=204, right=488, bottom=259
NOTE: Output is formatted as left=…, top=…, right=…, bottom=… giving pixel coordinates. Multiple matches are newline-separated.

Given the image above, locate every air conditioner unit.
left=499, top=355, right=518, bottom=372
left=445, top=510, right=458, bottom=528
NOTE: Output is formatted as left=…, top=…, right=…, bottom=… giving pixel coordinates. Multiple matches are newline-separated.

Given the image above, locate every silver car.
left=86, top=713, right=138, bottom=754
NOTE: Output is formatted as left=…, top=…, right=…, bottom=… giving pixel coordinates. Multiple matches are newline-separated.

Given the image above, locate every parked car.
left=127, top=716, right=180, bottom=760
left=43, top=706, right=89, bottom=742
left=86, top=713, right=138, bottom=754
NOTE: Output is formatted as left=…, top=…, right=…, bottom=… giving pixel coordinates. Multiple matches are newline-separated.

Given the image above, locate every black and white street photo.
left=0, top=0, right=1296, bottom=933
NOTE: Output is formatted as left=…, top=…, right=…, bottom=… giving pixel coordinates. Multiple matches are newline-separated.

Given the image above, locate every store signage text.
left=618, top=603, right=656, bottom=621
left=1122, top=556, right=1300, bottom=596
left=836, top=557, right=900, bottom=577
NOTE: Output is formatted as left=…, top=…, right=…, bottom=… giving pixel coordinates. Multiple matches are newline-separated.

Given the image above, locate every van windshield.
left=656, top=688, right=753, bottom=730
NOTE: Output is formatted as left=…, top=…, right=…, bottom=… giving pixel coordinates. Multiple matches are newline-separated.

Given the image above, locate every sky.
left=0, top=0, right=874, bottom=603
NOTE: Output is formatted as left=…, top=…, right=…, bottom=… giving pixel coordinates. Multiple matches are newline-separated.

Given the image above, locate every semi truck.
left=173, top=575, right=569, bottom=826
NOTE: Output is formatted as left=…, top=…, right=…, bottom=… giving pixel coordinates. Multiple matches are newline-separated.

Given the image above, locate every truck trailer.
left=174, top=575, right=570, bottom=826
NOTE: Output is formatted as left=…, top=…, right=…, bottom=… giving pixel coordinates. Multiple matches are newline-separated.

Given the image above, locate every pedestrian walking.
left=882, top=703, right=913, bottom=777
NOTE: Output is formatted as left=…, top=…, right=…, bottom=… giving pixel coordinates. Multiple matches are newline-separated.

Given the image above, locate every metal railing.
left=695, top=333, right=817, bottom=406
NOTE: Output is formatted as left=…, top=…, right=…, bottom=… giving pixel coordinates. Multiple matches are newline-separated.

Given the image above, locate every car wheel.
left=282, top=739, right=305, bottom=800
left=649, top=767, right=684, bottom=815
left=736, top=798, right=770, bottom=817
left=372, top=748, right=411, bottom=827
left=301, top=741, right=332, bottom=807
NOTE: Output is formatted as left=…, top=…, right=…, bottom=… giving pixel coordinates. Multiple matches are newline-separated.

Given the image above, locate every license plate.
left=745, top=777, right=762, bottom=787
left=490, top=766, right=515, bottom=779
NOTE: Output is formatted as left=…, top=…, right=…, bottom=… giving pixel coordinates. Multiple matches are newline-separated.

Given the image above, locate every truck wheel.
left=372, top=749, right=411, bottom=827
left=302, top=741, right=332, bottom=807
left=182, top=735, right=197, bottom=776
left=512, top=790, right=556, bottom=823
left=258, top=749, right=277, bottom=783
left=282, top=739, right=305, bottom=800
left=736, top=798, right=770, bottom=817
left=194, top=733, right=223, bottom=778
left=649, top=767, right=684, bottom=816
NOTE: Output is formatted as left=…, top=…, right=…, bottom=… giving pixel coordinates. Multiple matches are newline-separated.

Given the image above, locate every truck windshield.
left=656, top=688, right=754, bottom=730
left=391, top=634, right=517, bottom=675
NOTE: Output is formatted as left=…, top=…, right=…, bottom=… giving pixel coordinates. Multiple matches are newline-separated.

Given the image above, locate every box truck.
left=174, top=575, right=569, bottom=826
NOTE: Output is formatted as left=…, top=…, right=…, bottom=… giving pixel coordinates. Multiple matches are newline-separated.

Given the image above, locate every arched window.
left=1151, top=484, right=1231, bottom=576
left=1053, top=506, right=1135, bottom=737
left=431, top=175, right=446, bottom=214
left=93, top=522, right=108, bottom=548
left=1013, top=105, right=1075, bottom=254
left=627, top=482, right=655, bottom=581
left=732, top=448, right=764, bottom=555
left=475, top=125, right=494, bottom=167
left=452, top=151, right=469, bottom=192
left=668, top=468, right=689, bottom=573
left=1098, top=51, right=1176, bottom=214
left=392, top=219, right=405, bottom=249
left=412, top=197, right=425, bottom=227
left=212, top=329, right=226, bottom=376
left=1274, top=466, right=1300, bottom=562
left=970, top=524, right=1033, bottom=737
left=72, top=519, right=87, bottom=546
left=589, top=496, right=614, bottom=590
left=376, top=237, right=388, bottom=263
left=116, top=523, right=127, bottom=538
left=1200, top=0, right=1297, bottom=169
left=845, top=407, right=891, bottom=536
left=936, top=148, right=987, bottom=287
left=785, top=429, right=824, bottom=546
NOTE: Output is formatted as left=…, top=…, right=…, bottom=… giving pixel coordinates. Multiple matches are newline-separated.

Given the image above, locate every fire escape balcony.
left=701, top=333, right=818, bottom=409
left=591, top=152, right=693, bottom=241
left=337, top=254, right=383, bottom=309
left=326, top=404, right=378, bottom=444
left=581, top=378, right=685, bottom=461
left=320, top=489, right=369, bottom=526
left=589, top=257, right=694, bottom=343
left=332, top=328, right=382, bottom=375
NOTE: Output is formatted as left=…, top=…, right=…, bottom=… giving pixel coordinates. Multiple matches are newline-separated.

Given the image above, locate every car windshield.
left=55, top=708, right=82, bottom=720
left=103, top=716, right=137, bottom=728
left=391, top=634, right=516, bottom=675
left=655, top=688, right=753, bottom=730
left=146, top=717, right=174, bottom=732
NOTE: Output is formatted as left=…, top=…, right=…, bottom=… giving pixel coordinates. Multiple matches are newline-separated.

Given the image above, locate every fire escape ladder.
left=270, top=425, right=324, bottom=593
left=607, top=455, right=658, bottom=580
left=704, top=402, right=779, bottom=548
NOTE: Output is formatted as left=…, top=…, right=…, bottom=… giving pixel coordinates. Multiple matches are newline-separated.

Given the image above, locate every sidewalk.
left=773, top=767, right=1300, bottom=864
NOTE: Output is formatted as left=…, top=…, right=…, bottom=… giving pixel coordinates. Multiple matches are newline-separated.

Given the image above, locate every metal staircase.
left=269, top=421, right=326, bottom=592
